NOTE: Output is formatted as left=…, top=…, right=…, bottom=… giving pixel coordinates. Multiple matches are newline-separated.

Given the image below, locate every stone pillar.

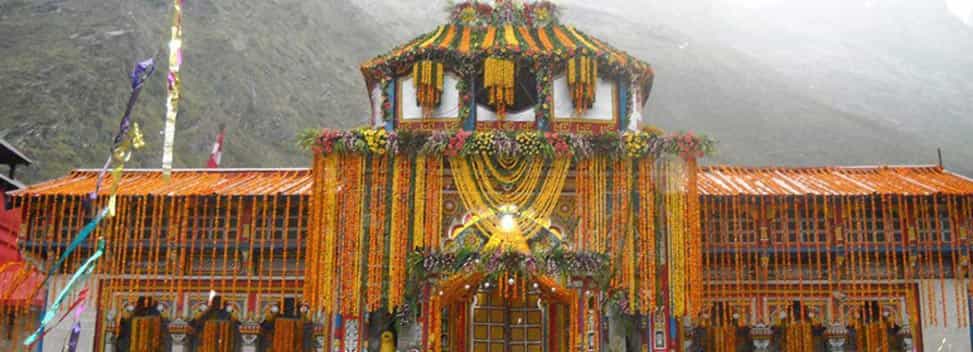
left=313, top=323, right=328, bottom=352
left=168, top=319, right=193, bottom=352
left=681, top=316, right=694, bottom=352
left=823, top=323, right=848, bottom=352
left=103, top=329, right=118, bottom=352
left=103, top=310, right=118, bottom=352
left=605, top=304, right=625, bottom=352
left=898, top=321, right=915, bottom=352
left=240, top=320, right=262, bottom=352
left=749, top=324, right=773, bottom=352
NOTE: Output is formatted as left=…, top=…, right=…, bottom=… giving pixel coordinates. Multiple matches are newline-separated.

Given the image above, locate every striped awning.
left=360, top=24, right=653, bottom=85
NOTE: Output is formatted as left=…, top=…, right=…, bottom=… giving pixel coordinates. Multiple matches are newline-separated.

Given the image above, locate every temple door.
left=470, top=290, right=546, bottom=352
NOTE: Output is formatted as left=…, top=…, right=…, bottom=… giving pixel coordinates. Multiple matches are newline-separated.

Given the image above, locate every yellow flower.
left=363, top=129, right=388, bottom=154
left=534, top=7, right=550, bottom=22
left=460, top=7, right=477, bottom=23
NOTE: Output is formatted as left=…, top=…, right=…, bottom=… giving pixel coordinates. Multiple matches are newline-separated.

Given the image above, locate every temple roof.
left=0, top=139, right=32, bottom=168
left=10, top=168, right=311, bottom=197
left=359, top=1, right=653, bottom=92
left=699, top=165, right=973, bottom=196
left=13, top=166, right=973, bottom=198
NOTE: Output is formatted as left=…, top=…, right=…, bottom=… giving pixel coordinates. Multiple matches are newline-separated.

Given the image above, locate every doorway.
left=470, top=290, right=546, bottom=352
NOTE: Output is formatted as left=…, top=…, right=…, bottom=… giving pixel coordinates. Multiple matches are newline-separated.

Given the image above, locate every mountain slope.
left=1, top=0, right=970, bottom=183
left=0, top=0, right=387, bottom=182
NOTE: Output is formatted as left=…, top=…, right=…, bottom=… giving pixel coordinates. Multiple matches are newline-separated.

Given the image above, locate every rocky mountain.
left=1, top=0, right=971, bottom=183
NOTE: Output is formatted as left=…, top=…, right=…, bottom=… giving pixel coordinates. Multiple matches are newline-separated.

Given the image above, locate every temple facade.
left=2, top=2, right=973, bottom=352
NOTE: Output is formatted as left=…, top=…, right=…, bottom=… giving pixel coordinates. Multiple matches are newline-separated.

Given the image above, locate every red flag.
left=206, top=127, right=225, bottom=168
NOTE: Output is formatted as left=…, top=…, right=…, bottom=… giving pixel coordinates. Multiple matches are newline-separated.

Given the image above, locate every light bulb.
left=500, top=214, right=516, bottom=232
left=508, top=278, right=516, bottom=285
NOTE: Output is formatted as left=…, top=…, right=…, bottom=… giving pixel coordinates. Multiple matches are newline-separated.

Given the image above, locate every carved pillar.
left=240, top=320, right=262, bottom=352
left=823, top=323, right=848, bottom=352
left=749, top=324, right=773, bottom=352
left=345, top=319, right=360, bottom=352
left=168, top=319, right=193, bottom=352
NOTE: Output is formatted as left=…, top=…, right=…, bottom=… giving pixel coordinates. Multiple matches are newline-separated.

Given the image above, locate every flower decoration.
left=493, top=131, right=519, bottom=156
left=409, top=247, right=611, bottom=289
left=544, top=132, right=572, bottom=156
left=360, top=128, right=389, bottom=155
left=471, top=131, right=496, bottom=155
left=446, top=130, right=473, bottom=157
left=515, top=131, right=544, bottom=157
left=299, top=127, right=715, bottom=160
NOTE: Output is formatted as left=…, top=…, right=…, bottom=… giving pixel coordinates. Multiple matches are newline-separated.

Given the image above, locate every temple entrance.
left=471, top=289, right=546, bottom=352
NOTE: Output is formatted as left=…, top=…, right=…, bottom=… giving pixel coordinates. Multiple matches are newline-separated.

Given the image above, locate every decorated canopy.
left=360, top=1, right=655, bottom=111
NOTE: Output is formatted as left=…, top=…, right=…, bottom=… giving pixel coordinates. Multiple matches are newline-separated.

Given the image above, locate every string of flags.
left=161, top=0, right=184, bottom=178
left=24, top=58, right=153, bottom=346
left=206, top=125, right=225, bottom=168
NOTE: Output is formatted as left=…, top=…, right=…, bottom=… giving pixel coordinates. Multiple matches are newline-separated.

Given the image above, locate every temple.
left=3, top=2, right=973, bottom=352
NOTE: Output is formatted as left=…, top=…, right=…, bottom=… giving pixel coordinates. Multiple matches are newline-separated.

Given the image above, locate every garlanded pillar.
left=167, top=319, right=193, bottom=352
left=749, top=323, right=773, bottom=352
left=240, top=320, right=262, bottom=352
left=823, top=323, right=848, bottom=352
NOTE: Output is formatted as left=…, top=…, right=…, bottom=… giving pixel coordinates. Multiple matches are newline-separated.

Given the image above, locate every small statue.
left=380, top=331, right=396, bottom=352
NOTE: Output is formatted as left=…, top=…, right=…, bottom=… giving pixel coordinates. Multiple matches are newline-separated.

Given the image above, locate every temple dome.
left=362, top=1, right=655, bottom=132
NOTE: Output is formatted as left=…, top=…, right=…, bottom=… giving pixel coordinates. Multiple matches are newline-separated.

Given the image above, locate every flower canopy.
left=359, top=1, right=655, bottom=106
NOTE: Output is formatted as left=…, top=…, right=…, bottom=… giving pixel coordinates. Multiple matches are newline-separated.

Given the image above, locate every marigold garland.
left=484, top=58, right=516, bottom=118
left=567, top=56, right=597, bottom=115
left=388, top=156, right=413, bottom=310
left=129, top=315, right=162, bottom=352
left=854, top=320, right=889, bottom=352
left=413, top=60, right=444, bottom=116
left=299, top=128, right=715, bottom=160
left=200, top=320, right=236, bottom=352
left=272, top=318, right=304, bottom=352
left=710, top=325, right=736, bottom=352
left=449, top=155, right=569, bottom=241
left=783, top=322, right=813, bottom=352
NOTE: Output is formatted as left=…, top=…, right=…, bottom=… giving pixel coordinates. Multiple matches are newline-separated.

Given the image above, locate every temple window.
left=551, top=67, right=616, bottom=122
left=398, top=65, right=461, bottom=121
left=474, top=63, right=538, bottom=123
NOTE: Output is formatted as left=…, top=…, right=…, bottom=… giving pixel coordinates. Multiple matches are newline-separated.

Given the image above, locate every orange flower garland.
left=272, top=318, right=304, bottom=352
left=388, top=156, right=412, bottom=310
left=367, top=157, right=389, bottom=311
left=566, top=56, right=597, bottom=115
left=130, top=315, right=162, bottom=352
left=200, top=320, right=236, bottom=352
left=783, top=322, right=813, bottom=352
left=413, top=61, right=445, bottom=116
